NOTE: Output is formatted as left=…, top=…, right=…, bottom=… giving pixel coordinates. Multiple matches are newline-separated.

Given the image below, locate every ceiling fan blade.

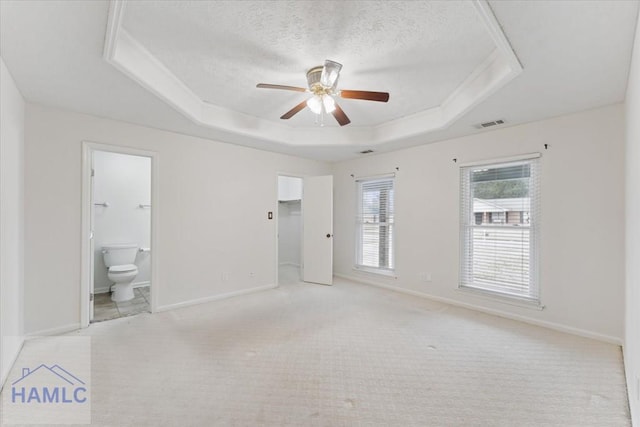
left=331, top=102, right=351, bottom=126
left=340, top=90, right=390, bottom=103
left=256, top=83, right=307, bottom=92
left=280, top=99, right=309, bottom=120
left=320, top=60, right=342, bottom=89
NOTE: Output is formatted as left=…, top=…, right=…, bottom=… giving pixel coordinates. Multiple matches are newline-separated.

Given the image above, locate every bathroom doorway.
left=81, top=143, right=159, bottom=327
left=277, top=175, right=303, bottom=285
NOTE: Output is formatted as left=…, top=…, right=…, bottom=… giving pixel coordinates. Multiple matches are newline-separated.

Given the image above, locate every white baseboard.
left=623, top=345, right=639, bottom=425
left=335, top=273, right=623, bottom=346
left=0, top=337, right=25, bottom=392
left=25, top=323, right=81, bottom=339
left=156, top=284, right=277, bottom=312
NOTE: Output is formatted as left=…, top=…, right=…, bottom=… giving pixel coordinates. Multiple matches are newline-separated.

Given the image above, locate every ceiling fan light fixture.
left=257, top=59, right=389, bottom=126
left=322, top=95, right=336, bottom=113
left=307, top=95, right=322, bottom=114
left=320, top=60, right=342, bottom=89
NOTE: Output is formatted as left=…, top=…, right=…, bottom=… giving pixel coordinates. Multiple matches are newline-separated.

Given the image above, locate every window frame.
left=354, top=175, right=396, bottom=275
left=459, top=155, right=541, bottom=305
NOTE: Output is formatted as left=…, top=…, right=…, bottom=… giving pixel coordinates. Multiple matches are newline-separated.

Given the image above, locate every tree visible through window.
left=460, top=158, right=540, bottom=302
left=356, top=177, right=395, bottom=271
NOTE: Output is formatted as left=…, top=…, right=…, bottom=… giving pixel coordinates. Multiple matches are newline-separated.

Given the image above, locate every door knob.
left=326, top=233, right=332, bottom=238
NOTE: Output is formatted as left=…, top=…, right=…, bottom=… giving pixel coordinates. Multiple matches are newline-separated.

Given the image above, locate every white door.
left=303, top=175, right=333, bottom=285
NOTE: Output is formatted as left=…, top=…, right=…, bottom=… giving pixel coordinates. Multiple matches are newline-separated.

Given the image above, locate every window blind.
left=356, top=177, right=395, bottom=271
left=459, top=158, right=540, bottom=302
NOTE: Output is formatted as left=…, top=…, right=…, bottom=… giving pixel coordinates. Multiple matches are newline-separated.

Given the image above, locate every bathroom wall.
left=23, top=104, right=331, bottom=335
left=0, top=57, right=25, bottom=387
left=93, top=151, right=151, bottom=293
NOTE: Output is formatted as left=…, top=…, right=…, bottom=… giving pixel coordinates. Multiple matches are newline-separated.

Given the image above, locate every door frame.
left=80, top=141, right=160, bottom=327
left=275, top=173, right=305, bottom=287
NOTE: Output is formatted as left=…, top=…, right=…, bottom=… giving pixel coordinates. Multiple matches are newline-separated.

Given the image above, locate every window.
left=460, top=157, right=540, bottom=302
left=356, top=176, right=395, bottom=272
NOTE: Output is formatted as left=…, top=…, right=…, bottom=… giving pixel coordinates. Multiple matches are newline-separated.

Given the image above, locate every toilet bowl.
left=102, top=244, right=139, bottom=302
left=107, top=264, right=139, bottom=302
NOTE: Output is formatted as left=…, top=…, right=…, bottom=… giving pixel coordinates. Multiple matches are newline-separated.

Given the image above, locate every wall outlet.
left=221, top=272, right=229, bottom=282
left=249, top=272, right=255, bottom=279
left=419, top=272, right=432, bottom=282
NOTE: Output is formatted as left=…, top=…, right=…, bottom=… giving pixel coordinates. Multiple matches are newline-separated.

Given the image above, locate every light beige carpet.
left=3, top=269, right=631, bottom=426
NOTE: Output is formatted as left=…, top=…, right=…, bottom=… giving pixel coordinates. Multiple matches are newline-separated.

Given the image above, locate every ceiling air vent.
left=476, top=119, right=505, bottom=129
left=359, top=149, right=375, bottom=154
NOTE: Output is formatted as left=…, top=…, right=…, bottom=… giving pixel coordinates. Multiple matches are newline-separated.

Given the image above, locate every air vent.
left=359, top=149, right=375, bottom=154
left=477, top=119, right=505, bottom=129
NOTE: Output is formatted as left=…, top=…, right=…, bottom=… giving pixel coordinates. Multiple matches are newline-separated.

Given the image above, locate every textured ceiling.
left=122, top=0, right=495, bottom=127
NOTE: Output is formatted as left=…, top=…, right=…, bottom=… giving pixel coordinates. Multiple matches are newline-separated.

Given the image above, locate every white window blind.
left=356, top=177, right=395, bottom=271
left=460, top=158, right=540, bottom=302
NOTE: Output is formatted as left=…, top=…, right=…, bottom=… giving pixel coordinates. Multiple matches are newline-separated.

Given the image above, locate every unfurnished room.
left=1, top=0, right=639, bottom=425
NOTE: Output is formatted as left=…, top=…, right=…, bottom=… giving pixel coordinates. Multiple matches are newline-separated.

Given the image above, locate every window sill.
left=457, top=285, right=545, bottom=311
left=353, top=266, right=397, bottom=278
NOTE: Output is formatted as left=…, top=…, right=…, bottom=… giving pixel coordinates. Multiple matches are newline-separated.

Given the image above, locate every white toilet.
left=102, top=244, right=139, bottom=302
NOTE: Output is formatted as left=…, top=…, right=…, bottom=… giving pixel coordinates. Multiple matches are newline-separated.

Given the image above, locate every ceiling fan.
left=256, top=59, right=389, bottom=126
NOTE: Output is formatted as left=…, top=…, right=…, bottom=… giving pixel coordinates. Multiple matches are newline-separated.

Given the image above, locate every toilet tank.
left=102, top=244, right=138, bottom=267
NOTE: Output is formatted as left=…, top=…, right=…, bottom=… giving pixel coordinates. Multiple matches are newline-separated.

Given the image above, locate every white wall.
left=93, top=151, right=151, bottom=293
left=624, top=8, right=640, bottom=424
left=278, top=201, right=301, bottom=267
left=278, top=176, right=302, bottom=201
left=0, top=57, right=25, bottom=387
left=23, top=105, right=330, bottom=335
left=333, top=104, right=625, bottom=343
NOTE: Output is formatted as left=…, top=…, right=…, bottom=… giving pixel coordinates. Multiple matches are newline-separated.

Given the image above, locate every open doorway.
left=81, top=143, right=158, bottom=327
left=276, top=174, right=334, bottom=287
left=277, top=175, right=303, bottom=285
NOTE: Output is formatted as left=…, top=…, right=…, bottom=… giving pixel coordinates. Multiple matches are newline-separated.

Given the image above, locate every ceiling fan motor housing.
left=306, top=66, right=325, bottom=93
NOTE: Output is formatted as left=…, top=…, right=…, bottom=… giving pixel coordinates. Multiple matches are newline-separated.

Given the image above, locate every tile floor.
left=92, top=286, right=150, bottom=322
